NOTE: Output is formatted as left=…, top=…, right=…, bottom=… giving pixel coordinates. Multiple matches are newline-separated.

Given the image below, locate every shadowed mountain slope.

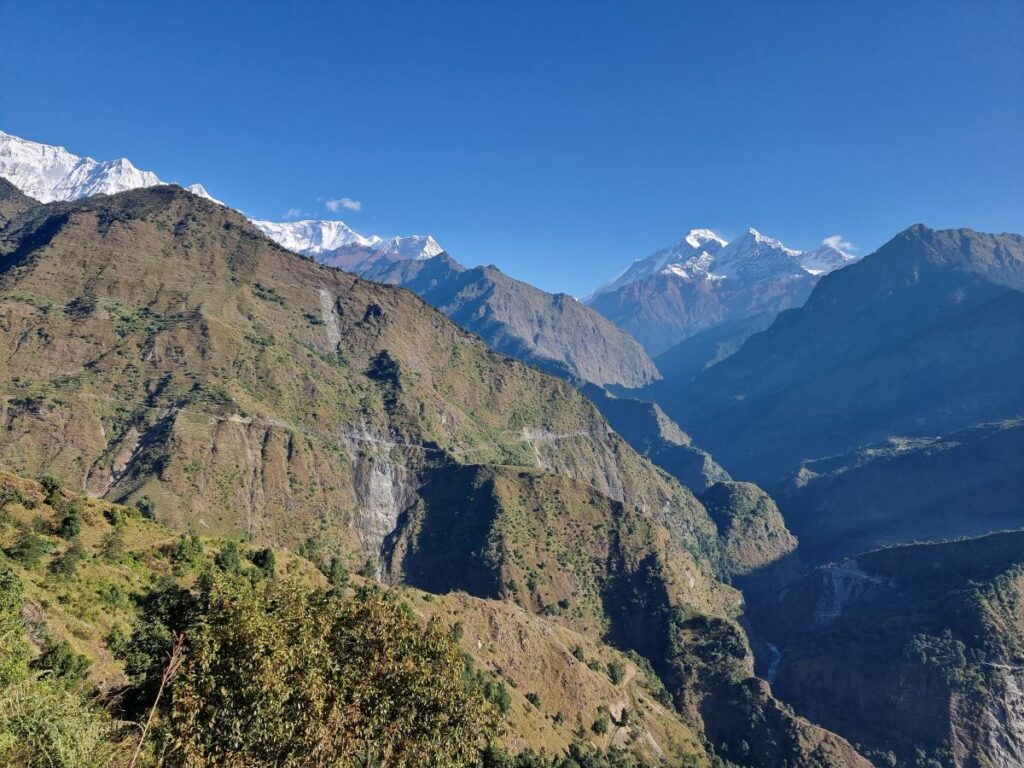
left=347, top=252, right=662, bottom=388
left=652, top=311, right=776, bottom=385
left=660, top=225, right=1024, bottom=483
left=774, top=419, right=1024, bottom=564
left=750, top=531, right=1024, bottom=767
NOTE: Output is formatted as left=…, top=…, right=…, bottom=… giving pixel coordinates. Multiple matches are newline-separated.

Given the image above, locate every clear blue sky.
left=2, top=0, right=1021, bottom=295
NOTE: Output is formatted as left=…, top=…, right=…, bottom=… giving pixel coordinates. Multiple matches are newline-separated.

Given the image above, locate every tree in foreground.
left=129, top=574, right=501, bottom=767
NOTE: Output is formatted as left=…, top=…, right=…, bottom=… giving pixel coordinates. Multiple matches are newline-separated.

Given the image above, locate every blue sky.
left=2, top=0, right=1021, bottom=295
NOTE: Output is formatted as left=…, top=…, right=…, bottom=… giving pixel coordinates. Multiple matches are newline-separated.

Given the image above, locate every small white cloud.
left=326, top=197, right=361, bottom=212
left=822, top=234, right=855, bottom=252
left=283, top=208, right=309, bottom=219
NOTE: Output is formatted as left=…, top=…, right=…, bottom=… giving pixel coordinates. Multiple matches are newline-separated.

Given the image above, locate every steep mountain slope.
left=0, top=178, right=35, bottom=227
left=588, top=228, right=846, bottom=355
left=0, top=185, right=868, bottom=765
left=580, top=384, right=730, bottom=493
left=652, top=311, right=776, bottom=384
left=0, top=185, right=670, bottom=557
left=750, top=531, right=1024, bottom=767
left=340, top=252, right=661, bottom=388
left=0, top=130, right=215, bottom=203
left=0, top=470, right=704, bottom=765
left=698, top=482, right=798, bottom=576
left=773, top=419, right=1024, bottom=564
left=662, top=225, right=1024, bottom=483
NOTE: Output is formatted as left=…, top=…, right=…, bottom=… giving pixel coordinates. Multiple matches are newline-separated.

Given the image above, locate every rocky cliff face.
left=748, top=531, right=1024, bottom=767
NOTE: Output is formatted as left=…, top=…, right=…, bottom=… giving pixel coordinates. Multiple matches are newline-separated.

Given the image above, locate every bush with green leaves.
left=0, top=564, right=124, bottom=768
left=6, top=527, right=53, bottom=568
left=251, top=547, right=276, bottom=576
left=57, top=502, right=81, bottom=539
left=171, top=530, right=204, bottom=569
left=0, top=677, right=127, bottom=768
left=49, top=542, right=85, bottom=578
left=99, top=528, right=125, bottom=563
left=38, top=476, right=61, bottom=507
left=327, top=555, right=349, bottom=589
left=0, top=565, right=29, bottom=687
left=136, top=496, right=156, bottom=520
left=31, top=639, right=91, bottom=682
left=479, top=675, right=512, bottom=715
left=213, top=540, right=242, bottom=573
left=124, top=575, right=501, bottom=767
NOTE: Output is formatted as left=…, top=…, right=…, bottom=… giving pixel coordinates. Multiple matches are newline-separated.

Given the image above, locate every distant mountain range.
left=250, top=219, right=446, bottom=263
left=653, top=224, right=1024, bottom=483
left=587, top=227, right=858, bottom=355
left=0, top=129, right=219, bottom=204
left=350, top=253, right=661, bottom=388
left=0, top=131, right=861, bottom=366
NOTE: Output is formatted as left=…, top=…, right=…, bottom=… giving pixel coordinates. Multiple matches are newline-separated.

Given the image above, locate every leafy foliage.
left=124, top=575, right=502, bottom=767
left=5, top=526, right=53, bottom=567
left=0, top=677, right=128, bottom=768
left=30, top=639, right=91, bottom=682
left=0, top=564, right=29, bottom=687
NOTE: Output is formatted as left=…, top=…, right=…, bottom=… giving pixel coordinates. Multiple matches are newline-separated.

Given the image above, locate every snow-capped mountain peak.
left=373, top=234, right=445, bottom=261
left=708, top=227, right=805, bottom=281
left=589, top=225, right=861, bottom=300
left=250, top=219, right=382, bottom=255
left=185, top=183, right=223, bottom=205
left=735, top=227, right=801, bottom=255
left=250, top=219, right=444, bottom=263
left=684, top=228, right=729, bottom=250
left=0, top=130, right=162, bottom=203
left=798, top=241, right=858, bottom=275
left=0, top=130, right=443, bottom=267
left=587, top=228, right=729, bottom=299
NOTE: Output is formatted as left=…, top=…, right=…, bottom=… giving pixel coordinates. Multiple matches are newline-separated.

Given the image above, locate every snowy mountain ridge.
left=0, top=129, right=220, bottom=204
left=589, top=226, right=857, bottom=300
left=250, top=219, right=445, bottom=262
left=0, top=130, right=441, bottom=261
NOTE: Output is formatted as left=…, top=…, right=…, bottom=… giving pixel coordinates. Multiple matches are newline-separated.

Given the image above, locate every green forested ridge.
left=0, top=186, right=869, bottom=766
